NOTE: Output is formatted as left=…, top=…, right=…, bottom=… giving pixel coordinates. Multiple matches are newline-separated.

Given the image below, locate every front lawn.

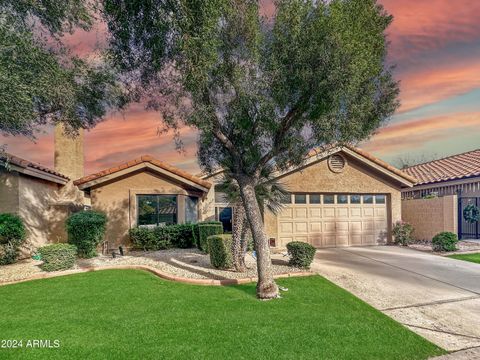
left=0, top=271, right=444, bottom=359
left=448, top=252, right=480, bottom=264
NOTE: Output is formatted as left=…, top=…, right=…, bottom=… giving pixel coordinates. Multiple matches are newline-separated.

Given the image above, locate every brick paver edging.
left=0, top=265, right=314, bottom=287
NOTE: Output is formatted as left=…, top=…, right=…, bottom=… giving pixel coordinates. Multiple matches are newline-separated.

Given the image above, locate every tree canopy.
left=103, top=0, right=399, bottom=299
left=0, top=0, right=124, bottom=138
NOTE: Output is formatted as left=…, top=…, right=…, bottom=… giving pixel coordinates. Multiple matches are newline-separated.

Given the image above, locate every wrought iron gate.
left=458, top=197, right=480, bottom=239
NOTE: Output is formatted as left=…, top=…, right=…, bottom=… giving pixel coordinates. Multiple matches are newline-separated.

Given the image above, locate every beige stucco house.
left=1, top=126, right=416, bottom=252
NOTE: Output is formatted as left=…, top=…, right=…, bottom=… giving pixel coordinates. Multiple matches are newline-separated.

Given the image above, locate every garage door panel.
left=309, top=208, right=322, bottom=218
left=280, top=222, right=293, bottom=233
left=295, top=222, right=308, bottom=233
left=277, top=194, right=388, bottom=248
left=295, top=208, right=308, bottom=218
left=335, top=208, right=349, bottom=218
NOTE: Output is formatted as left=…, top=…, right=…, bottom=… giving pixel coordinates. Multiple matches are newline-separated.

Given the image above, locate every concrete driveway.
left=311, top=246, right=480, bottom=352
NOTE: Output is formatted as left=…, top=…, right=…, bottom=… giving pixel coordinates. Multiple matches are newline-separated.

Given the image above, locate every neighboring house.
left=402, top=149, right=480, bottom=199
left=402, top=149, right=480, bottom=240
left=202, top=146, right=416, bottom=248
left=1, top=126, right=417, bottom=251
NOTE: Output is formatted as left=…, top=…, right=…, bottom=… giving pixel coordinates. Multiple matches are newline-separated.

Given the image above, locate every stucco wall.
left=264, top=154, right=403, bottom=244
left=401, top=195, right=458, bottom=241
left=0, top=169, right=19, bottom=213
left=90, top=170, right=203, bottom=249
left=17, top=175, right=62, bottom=251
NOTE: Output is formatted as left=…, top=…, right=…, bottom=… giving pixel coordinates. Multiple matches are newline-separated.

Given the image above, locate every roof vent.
left=328, top=154, right=346, bottom=173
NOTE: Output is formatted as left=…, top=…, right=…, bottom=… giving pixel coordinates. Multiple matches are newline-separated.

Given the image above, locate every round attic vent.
left=328, top=154, right=346, bottom=173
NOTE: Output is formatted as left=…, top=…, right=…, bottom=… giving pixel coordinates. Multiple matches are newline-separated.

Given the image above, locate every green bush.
left=130, top=224, right=195, bottom=250
left=207, top=234, right=233, bottom=269
left=0, top=243, right=18, bottom=265
left=432, top=232, right=458, bottom=252
left=66, top=211, right=107, bottom=258
left=286, top=241, right=316, bottom=269
left=192, top=221, right=222, bottom=247
left=0, top=213, right=27, bottom=265
left=198, top=223, right=223, bottom=253
left=0, top=213, right=26, bottom=245
left=392, top=221, right=414, bottom=246
left=38, top=243, right=77, bottom=272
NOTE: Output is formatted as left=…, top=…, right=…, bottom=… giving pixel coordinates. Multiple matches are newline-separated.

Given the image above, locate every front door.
left=459, top=197, right=480, bottom=239
left=218, top=207, right=233, bottom=232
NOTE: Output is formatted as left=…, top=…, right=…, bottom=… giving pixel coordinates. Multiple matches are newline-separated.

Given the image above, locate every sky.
left=2, top=0, right=480, bottom=175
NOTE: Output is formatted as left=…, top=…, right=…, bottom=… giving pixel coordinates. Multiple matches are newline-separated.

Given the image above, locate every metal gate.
left=458, top=197, right=480, bottom=239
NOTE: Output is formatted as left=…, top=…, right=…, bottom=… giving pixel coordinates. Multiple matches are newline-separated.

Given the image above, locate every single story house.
left=402, top=149, right=480, bottom=199
left=1, top=125, right=417, bottom=252
left=401, top=149, right=480, bottom=240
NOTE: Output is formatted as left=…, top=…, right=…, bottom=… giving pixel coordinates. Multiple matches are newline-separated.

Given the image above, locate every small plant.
left=207, top=234, right=233, bottom=269
left=392, top=221, right=414, bottom=246
left=130, top=224, right=195, bottom=250
left=192, top=221, right=222, bottom=247
left=198, top=223, right=223, bottom=253
left=432, top=232, right=458, bottom=252
left=286, top=241, right=316, bottom=269
left=0, top=213, right=27, bottom=265
left=129, top=227, right=157, bottom=250
left=66, top=211, right=107, bottom=258
left=38, top=244, right=77, bottom=272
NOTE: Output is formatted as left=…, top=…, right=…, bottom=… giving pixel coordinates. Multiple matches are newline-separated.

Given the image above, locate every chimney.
left=54, top=124, right=84, bottom=180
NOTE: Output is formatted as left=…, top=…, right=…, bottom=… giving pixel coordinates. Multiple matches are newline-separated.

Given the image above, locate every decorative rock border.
left=0, top=264, right=314, bottom=287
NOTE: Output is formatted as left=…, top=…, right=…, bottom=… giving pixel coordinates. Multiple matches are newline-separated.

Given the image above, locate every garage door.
left=277, top=194, right=388, bottom=248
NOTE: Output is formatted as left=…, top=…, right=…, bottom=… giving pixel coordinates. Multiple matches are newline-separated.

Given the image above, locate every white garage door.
left=278, top=194, right=388, bottom=248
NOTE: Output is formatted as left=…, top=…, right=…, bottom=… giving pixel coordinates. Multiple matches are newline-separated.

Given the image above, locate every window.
left=375, top=195, right=386, bottom=204
left=281, top=194, right=292, bottom=204
left=323, top=195, right=335, bottom=204
left=363, top=195, right=374, bottom=204
left=350, top=195, right=361, bottom=204
left=294, top=194, right=307, bottom=204
left=337, top=195, right=348, bottom=204
left=309, top=194, right=321, bottom=204
left=137, top=195, right=177, bottom=226
left=185, top=196, right=198, bottom=223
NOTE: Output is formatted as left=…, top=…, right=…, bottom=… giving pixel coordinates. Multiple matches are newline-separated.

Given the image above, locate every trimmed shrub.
left=192, top=221, right=222, bottom=247
left=38, top=244, right=77, bottom=272
left=392, top=221, right=414, bottom=246
left=129, top=227, right=157, bottom=250
left=0, top=213, right=27, bottom=265
left=0, top=213, right=26, bottom=245
left=66, top=211, right=107, bottom=258
left=198, top=223, right=223, bottom=253
left=129, top=224, right=195, bottom=250
left=0, top=243, right=18, bottom=265
left=286, top=241, right=316, bottom=269
left=432, top=232, right=458, bottom=252
left=208, top=234, right=233, bottom=269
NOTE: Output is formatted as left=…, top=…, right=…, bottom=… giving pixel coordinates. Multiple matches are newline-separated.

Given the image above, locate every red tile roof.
left=0, top=152, right=69, bottom=180
left=403, top=149, right=480, bottom=185
left=74, top=155, right=212, bottom=190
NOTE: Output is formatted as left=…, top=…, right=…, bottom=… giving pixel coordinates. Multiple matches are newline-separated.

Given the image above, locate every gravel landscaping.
left=0, top=248, right=301, bottom=284
left=407, top=240, right=480, bottom=255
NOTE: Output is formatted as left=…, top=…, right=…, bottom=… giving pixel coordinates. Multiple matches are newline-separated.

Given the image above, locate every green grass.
left=0, top=270, right=444, bottom=360
left=448, top=252, right=480, bottom=264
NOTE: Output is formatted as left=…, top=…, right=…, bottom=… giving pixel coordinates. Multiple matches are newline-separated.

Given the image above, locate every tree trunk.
left=238, top=179, right=279, bottom=299
left=232, top=202, right=247, bottom=272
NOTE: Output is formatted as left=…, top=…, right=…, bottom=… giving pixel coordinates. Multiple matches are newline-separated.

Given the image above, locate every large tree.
left=103, top=0, right=399, bottom=298
left=0, top=1, right=124, bottom=139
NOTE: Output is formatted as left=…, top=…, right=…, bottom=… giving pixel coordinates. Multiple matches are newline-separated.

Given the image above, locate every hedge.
left=38, top=243, right=77, bottom=272
left=286, top=241, right=316, bottom=269
left=432, top=232, right=458, bottom=252
left=66, top=211, right=107, bottom=258
left=192, top=221, right=222, bottom=247
left=198, top=223, right=223, bottom=253
left=130, top=224, right=195, bottom=250
left=0, top=213, right=27, bottom=265
left=207, top=234, right=233, bottom=269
